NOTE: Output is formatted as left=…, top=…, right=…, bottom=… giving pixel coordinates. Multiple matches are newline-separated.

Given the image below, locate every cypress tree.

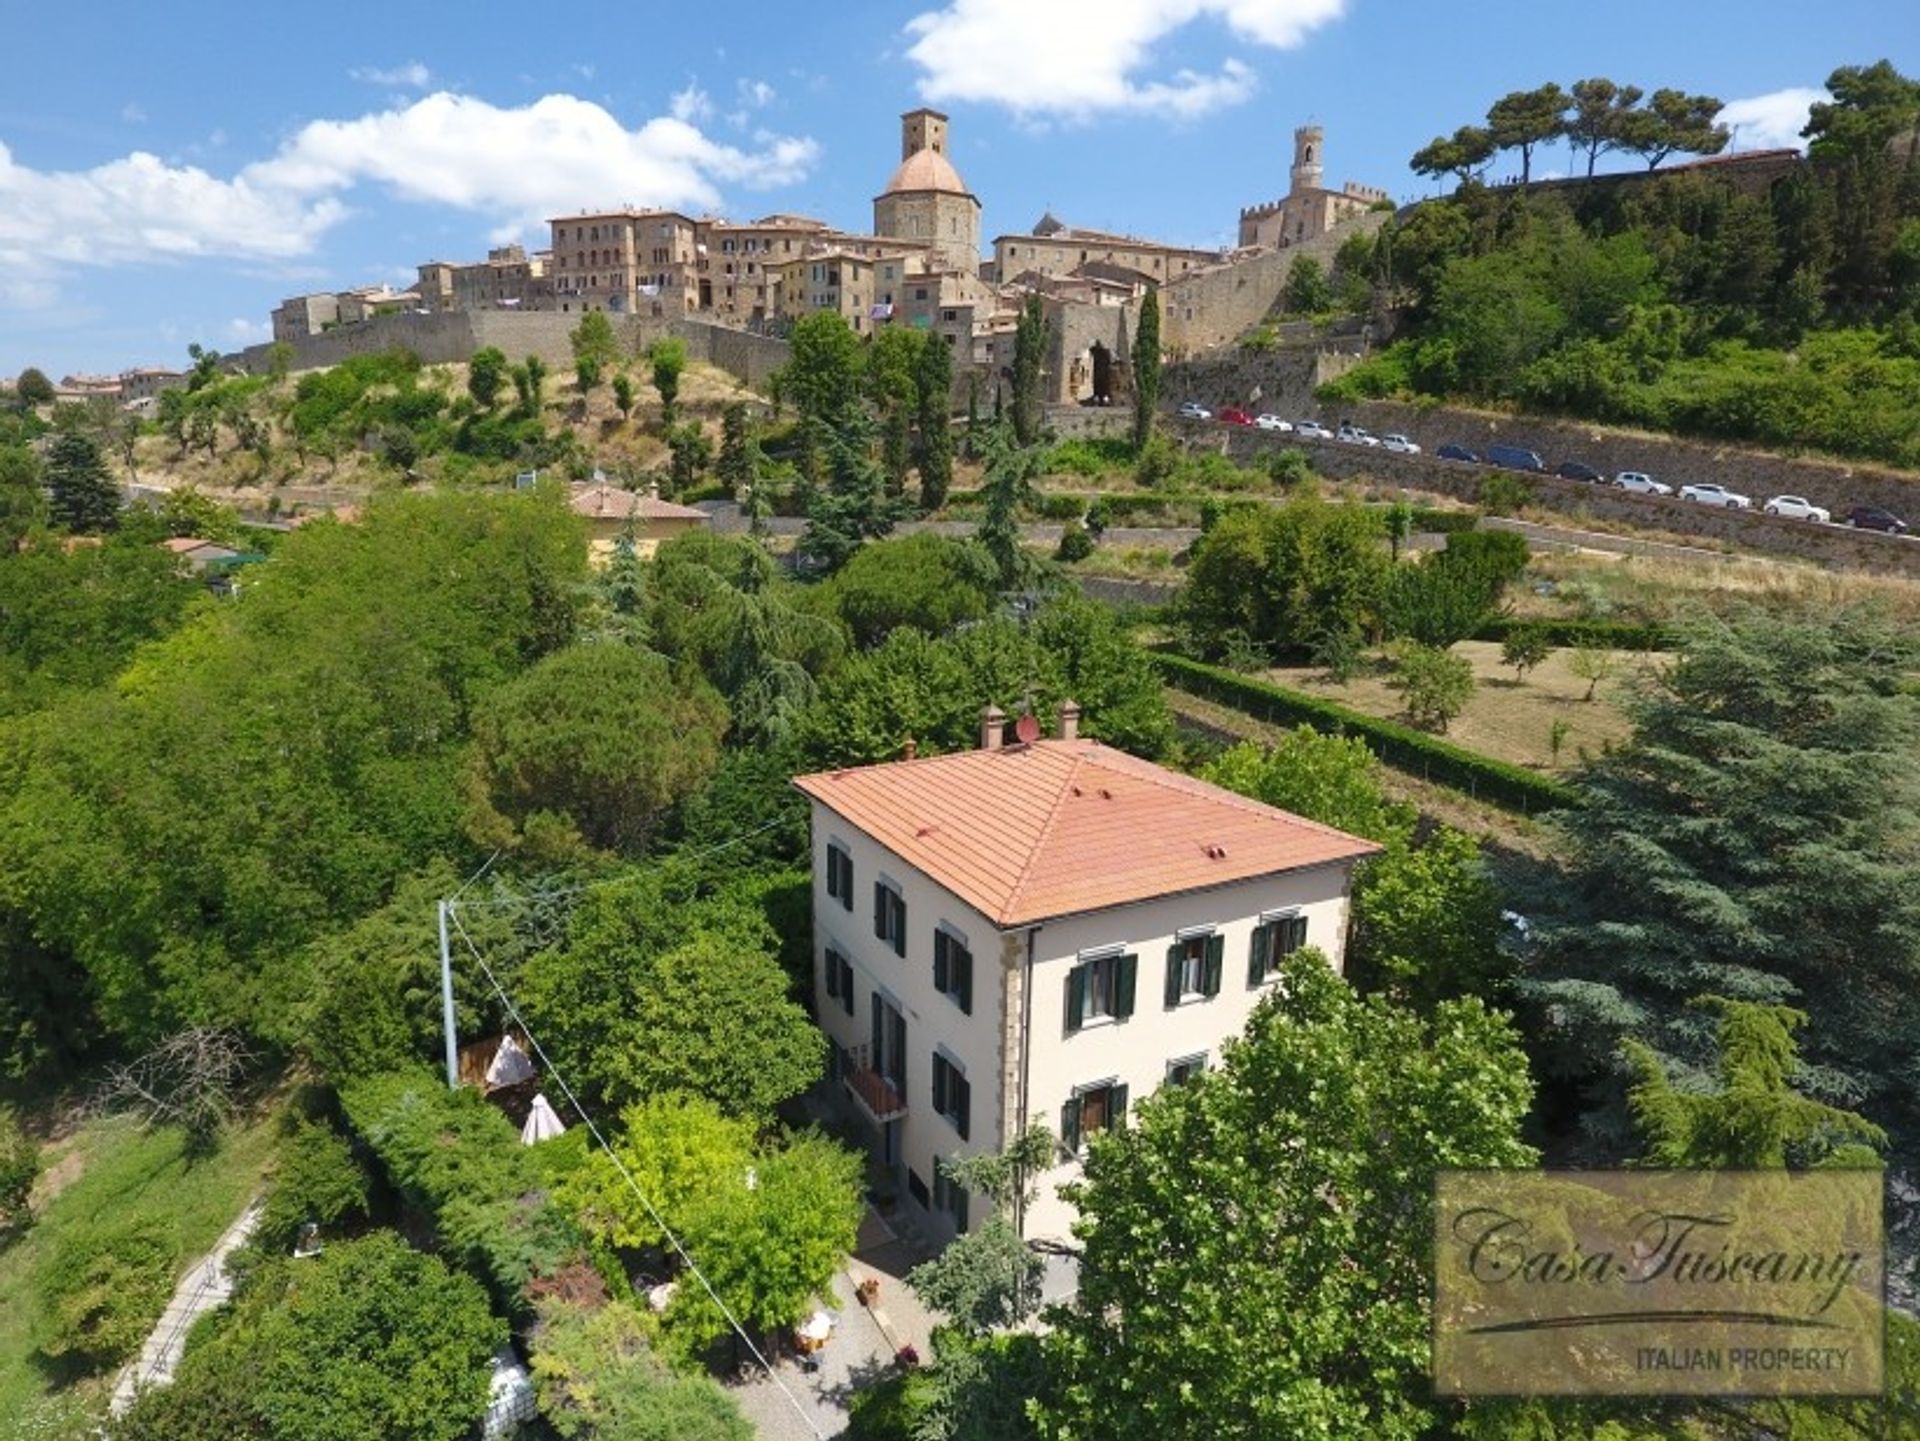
left=912, top=332, right=954, bottom=512
left=1131, top=288, right=1161, bottom=450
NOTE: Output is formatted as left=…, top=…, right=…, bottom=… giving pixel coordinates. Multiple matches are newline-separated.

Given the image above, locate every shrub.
left=1477, top=471, right=1534, bottom=516
left=1390, top=643, right=1475, bottom=732
left=0, top=1104, right=37, bottom=1231
left=256, top=1118, right=371, bottom=1254
left=1033, top=492, right=1087, bottom=521
left=35, top=1216, right=177, bottom=1372
left=1263, top=448, right=1314, bottom=490
left=1055, top=521, right=1096, bottom=563
left=1042, top=438, right=1133, bottom=477
left=1134, top=434, right=1182, bottom=488
left=1500, top=624, right=1552, bottom=681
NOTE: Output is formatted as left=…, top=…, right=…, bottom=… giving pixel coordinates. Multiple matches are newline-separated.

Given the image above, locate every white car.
left=1613, top=471, right=1673, bottom=496
left=1294, top=420, right=1333, bottom=440
left=1764, top=494, right=1831, bottom=522
left=1380, top=433, right=1422, bottom=455
left=1679, top=482, right=1752, bottom=509
left=1254, top=414, right=1293, bottom=432
left=1176, top=401, right=1212, bottom=420
left=1337, top=423, right=1380, bottom=446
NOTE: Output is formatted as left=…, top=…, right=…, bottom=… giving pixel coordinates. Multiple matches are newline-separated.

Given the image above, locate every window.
left=1249, top=913, right=1309, bottom=986
left=1164, top=931, right=1224, bottom=1006
left=1066, top=952, right=1136, bottom=1031
left=914, top=287, right=929, bottom=301
left=873, top=880, right=907, bottom=957
left=826, top=843, right=854, bottom=910
left=931, top=1051, right=971, bottom=1139
left=1061, top=1079, right=1128, bottom=1153
left=931, top=1158, right=970, bottom=1230
left=821, top=948, right=855, bottom=1017
left=907, top=1169, right=931, bottom=1209
left=1166, top=1052, right=1207, bottom=1086
left=933, top=928, right=973, bottom=1013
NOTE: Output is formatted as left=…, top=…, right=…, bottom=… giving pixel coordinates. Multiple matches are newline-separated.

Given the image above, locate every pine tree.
left=1130, top=289, right=1161, bottom=450
left=44, top=433, right=119, bottom=534
left=976, top=421, right=1039, bottom=591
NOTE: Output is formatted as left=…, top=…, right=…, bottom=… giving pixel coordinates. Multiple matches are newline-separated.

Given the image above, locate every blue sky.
left=1, top=0, right=1908, bottom=377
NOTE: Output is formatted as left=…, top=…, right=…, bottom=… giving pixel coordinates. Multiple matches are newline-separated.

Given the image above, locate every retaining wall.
left=1158, top=211, right=1389, bottom=358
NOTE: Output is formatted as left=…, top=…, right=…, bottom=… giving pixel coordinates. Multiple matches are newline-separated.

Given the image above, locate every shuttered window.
left=1164, top=932, right=1224, bottom=1006
left=1060, top=1079, right=1129, bottom=1154
left=1248, top=914, right=1309, bottom=986
left=932, top=1157, right=970, bottom=1231
left=1066, top=953, right=1137, bottom=1032
left=931, top=1052, right=971, bottom=1140
left=873, top=881, right=907, bottom=957
left=823, top=948, right=855, bottom=1017
left=825, top=843, right=854, bottom=911
left=933, top=929, right=973, bottom=1014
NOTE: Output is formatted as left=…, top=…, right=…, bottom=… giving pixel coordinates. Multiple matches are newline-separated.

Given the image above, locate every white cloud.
left=738, top=78, right=776, bottom=109
left=0, top=91, right=818, bottom=309
left=1717, top=86, right=1825, bottom=152
left=352, top=61, right=433, bottom=89
left=902, top=0, right=1345, bottom=118
left=669, top=82, right=715, bottom=123
left=224, top=316, right=270, bottom=344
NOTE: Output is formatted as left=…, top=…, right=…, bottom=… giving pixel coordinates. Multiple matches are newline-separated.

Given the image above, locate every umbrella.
left=520, top=1092, right=566, bottom=1145
left=486, top=1034, right=536, bottom=1090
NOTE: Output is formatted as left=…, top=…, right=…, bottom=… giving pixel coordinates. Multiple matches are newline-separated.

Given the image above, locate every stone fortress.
left=263, top=107, right=1394, bottom=407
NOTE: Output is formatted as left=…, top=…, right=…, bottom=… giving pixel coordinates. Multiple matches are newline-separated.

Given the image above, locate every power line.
left=448, top=817, right=791, bottom=912
left=444, top=906, right=827, bottom=1441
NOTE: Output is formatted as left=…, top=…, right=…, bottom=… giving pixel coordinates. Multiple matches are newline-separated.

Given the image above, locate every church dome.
left=882, top=147, right=970, bottom=196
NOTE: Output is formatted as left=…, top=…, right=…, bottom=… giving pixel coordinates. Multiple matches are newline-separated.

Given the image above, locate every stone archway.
left=1089, top=342, right=1114, bottom=405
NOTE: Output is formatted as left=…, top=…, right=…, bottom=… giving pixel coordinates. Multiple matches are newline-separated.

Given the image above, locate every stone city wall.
left=1157, top=211, right=1388, bottom=358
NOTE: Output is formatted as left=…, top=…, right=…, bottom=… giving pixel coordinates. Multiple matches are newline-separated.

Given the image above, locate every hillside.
left=1313, top=60, right=1920, bottom=469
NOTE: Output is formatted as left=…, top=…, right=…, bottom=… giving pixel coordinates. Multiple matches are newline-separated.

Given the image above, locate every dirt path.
left=109, top=1197, right=263, bottom=1417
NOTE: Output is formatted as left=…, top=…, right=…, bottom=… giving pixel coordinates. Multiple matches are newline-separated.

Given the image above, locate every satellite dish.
left=1014, top=713, right=1041, bottom=745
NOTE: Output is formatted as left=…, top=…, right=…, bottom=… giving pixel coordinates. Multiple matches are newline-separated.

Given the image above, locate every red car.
left=1217, top=407, right=1255, bottom=426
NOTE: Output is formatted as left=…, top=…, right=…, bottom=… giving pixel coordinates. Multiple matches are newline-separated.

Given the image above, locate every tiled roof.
left=794, top=739, right=1379, bottom=928
left=568, top=483, right=708, bottom=521
left=881, top=148, right=972, bottom=197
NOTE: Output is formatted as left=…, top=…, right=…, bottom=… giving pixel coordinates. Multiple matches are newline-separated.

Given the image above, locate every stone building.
left=992, top=215, right=1222, bottom=288
left=1237, top=125, right=1387, bottom=250
left=548, top=209, right=702, bottom=317
left=873, top=109, right=982, bottom=275
left=271, top=292, right=340, bottom=344
left=416, top=245, right=552, bottom=314
left=119, top=367, right=187, bottom=402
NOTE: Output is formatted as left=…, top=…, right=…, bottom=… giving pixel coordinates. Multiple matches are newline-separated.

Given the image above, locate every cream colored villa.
left=793, top=704, right=1378, bottom=1272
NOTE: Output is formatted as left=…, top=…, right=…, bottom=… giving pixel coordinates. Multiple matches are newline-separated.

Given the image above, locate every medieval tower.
left=873, top=108, right=982, bottom=274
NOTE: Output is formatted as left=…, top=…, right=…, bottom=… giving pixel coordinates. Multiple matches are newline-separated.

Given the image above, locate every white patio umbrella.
left=520, top=1092, right=566, bottom=1145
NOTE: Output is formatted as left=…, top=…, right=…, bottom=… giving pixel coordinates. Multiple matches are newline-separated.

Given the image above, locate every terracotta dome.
left=882, top=147, right=970, bottom=196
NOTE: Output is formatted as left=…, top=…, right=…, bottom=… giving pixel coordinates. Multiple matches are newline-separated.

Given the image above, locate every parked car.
left=1176, top=401, right=1212, bottom=420
left=1764, top=494, right=1830, bottom=522
left=1294, top=420, right=1333, bottom=440
left=1613, top=471, right=1673, bottom=496
left=1336, top=423, right=1380, bottom=446
left=1218, top=407, right=1255, bottom=426
left=1436, top=443, right=1478, bottom=463
left=1485, top=444, right=1547, bottom=472
left=1555, top=460, right=1602, bottom=482
left=1380, top=433, right=1422, bottom=455
left=1844, top=505, right=1911, bottom=534
left=1254, top=413, right=1293, bottom=432
left=1679, top=482, right=1752, bottom=509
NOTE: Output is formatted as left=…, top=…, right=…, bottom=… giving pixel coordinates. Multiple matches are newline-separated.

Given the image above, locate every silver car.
left=1764, top=494, right=1830, bottom=522
left=1613, top=471, right=1673, bottom=496
left=1678, top=482, right=1752, bottom=509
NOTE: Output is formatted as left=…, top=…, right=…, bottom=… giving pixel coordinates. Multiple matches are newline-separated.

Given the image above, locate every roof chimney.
left=1059, top=698, right=1081, bottom=741
left=980, top=704, right=1007, bottom=751
left=902, top=737, right=918, bottom=761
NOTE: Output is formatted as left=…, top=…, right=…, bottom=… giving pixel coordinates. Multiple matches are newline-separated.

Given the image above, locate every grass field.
left=1264, top=640, right=1642, bottom=775
left=0, top=1109, right=278, bottom=1436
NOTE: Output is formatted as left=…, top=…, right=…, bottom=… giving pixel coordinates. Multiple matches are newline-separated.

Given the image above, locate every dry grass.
left=1515, top=547, right=1920, bottom=624
left=1265, top=640, right=1643, bottom=774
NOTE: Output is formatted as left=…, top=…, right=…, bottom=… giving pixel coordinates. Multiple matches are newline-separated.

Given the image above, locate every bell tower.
left=902, top=108, right=949, bottom=161
left=1290, top=124, right=1324, bottom=194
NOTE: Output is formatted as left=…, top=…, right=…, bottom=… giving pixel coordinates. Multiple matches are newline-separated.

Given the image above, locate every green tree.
left=1384, top=498, right=1414, bottom=560
left=156, top=486, right=241, bottom=545
left=975, top=420, right=1040, bottom=591
left=1567, top=639, right=1617, bottom=700
left=1382, top=529, right=1530, bottom=647
left=907, top=1125, right=1053, bottom=1334
left=468, top=346, right=508, bottom=408
left=14, top=367, right=54, bottom=406
left=612, top=371, right=637, bottom=420
left=0, top=1104, right=36, bottom=1231
left=716, top=401, right=752, bottom=494
left=114, top=1233, right=503, bottom=1441
left=514, top=355, right=548, bottom=418
left=1566, top=77, right=1644, bottom=175
left=1501, top=623, right=1552, bottom=680
left=1010, top=293, right=1047, bottom=446
left=1410, top=125, right=1496, bottom=188
left=868, top=326, right=923, bottom=494
left=797, top=414, right=909, bottom=574
left=1487, top=82, right=1570, bottom=186
left=1515, top=609, right=1920, bottom=1148
left=1614, top=87, right=1730, bottom=170
left=778, top=312, right=865, bottom=485
left=648, top=336, right=689, bottom=423
left=572, top=310, right=619, bottom=377
left=467, top=641, right=728, bottom=857
left=1282, top=254, right=1333, bottom=313
left=533, top=1299, right=751, bottom=1441
left=1041, top=950, right=1536, bottom=1441
left=0, top=443, right=47, bottom=547
left=255, top=1117, right=371, bottom=1253
left=43, top=431, right=119, bottom=534
left=1391, top=641, right=1474, bottom=731
left=912, top=327, right=954, bottom=510
left=823, top=532, right=994, bottom=647
left=666, top=421, right=714, bottom=496
left=1130, top=288, right=1161, bottom=449
left=185, top=344, right=221, bottom=391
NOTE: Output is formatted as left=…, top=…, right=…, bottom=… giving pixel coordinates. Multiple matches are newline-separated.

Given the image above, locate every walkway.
left=109, top=1197, right=263, bottom=1416
left=730, top=1205, right=940, bottom=1440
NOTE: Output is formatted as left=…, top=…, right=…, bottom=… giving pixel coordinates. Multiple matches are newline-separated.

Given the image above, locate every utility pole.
left=438, top=899, right=458, bottom=1088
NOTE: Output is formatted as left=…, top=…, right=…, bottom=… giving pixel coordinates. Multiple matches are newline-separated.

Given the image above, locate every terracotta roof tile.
left=794, top=740, right=1378, bottom=927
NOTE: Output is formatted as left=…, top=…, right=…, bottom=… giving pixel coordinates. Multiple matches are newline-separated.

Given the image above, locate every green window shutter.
left=1248, top=923, right=1272, bottom=986
left=1109, top=1083, right=1129, bottom=1129
left=893, top=895, right=907, bottom=957
left=840, top=853, right=854, bottom=912
left=954, top=1183, right=969, bottom=1231
left=1114, top=953, right=1138, bottom=1019
left=1164, top=944, right=1184, bottom=1008
left=933, top=932, right=949, bottom=993
left=932, top=1054, right=948, bottom=1115
left=1204, top=934, right=1225, bottom=997
left=1061, top=1095, right=1083, bottom=1153
left=957, top=948, right=973, bottom=1015
left=873, top=882, right=886, bottom=938
left=955, top=1074, right=971, bottom=1140
left=1285, top=915, right=1309, bottom=953
left=841, top=966, right=855, bottom=1018
left=825, top=950, right=841, bottom=1001
left=1067, top=965, right=1087, bottom=1031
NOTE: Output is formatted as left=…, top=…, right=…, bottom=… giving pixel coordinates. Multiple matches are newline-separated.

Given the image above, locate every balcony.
left=842, top=1043, right=908, bottom=1124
